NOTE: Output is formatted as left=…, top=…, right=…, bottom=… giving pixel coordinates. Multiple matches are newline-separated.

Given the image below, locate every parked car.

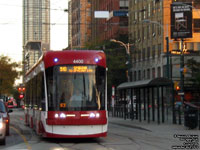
left=0, top=100, right=12, bottom=135
left=0, top=115, right=6, bottom=145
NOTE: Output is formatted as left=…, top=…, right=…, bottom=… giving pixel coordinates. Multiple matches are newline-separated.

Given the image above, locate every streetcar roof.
left=25, top=50, right=106, bottom=76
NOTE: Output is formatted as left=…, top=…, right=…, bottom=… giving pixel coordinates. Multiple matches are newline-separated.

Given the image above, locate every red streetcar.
left=24, top=50, right=108, bottom=138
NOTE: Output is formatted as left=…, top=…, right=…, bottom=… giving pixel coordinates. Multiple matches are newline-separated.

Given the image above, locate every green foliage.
left=85, top=36, right=128, bottom=99
left=186, top=58, right=200, bottom=87
left=105, top=48, right=127, bottom=97
left=0, top=55, right=20, bottom=95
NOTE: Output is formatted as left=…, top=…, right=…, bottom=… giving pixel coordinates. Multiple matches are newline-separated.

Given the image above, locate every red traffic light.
left=19, top=94, right=24, bottom=99
left=18, top=87, right=25, bottom=92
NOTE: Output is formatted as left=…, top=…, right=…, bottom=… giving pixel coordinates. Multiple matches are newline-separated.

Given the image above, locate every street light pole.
left=110, top=39, right=130, bottom=54
left=110, top=39, right=131, bottom=81
left=180, top=39, right=185, bottom=104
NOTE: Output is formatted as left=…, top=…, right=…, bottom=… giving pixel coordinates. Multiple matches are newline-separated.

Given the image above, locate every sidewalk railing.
left=108, top=102, right=200, bottom=130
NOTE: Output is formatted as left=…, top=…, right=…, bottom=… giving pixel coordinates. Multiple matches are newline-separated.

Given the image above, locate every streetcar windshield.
left=46, top=65, right=106, bottom=111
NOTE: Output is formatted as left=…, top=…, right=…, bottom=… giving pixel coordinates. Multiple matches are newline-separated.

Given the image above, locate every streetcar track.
left=109, top=122, right=151, bottom=132
left=100, top=132, right=143, bottom=150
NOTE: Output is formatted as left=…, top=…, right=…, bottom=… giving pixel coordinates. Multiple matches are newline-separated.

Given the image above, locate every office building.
left=68, top=0, right=92, bottom=49
left=22, top=0, right=50, bottom=73
left=91, top=0, right=129, bottom=45
left=129, top=0, right=200, bottom=82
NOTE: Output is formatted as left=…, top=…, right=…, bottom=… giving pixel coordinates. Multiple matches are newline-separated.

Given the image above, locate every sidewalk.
left=108, top=116, right=200, bottom=138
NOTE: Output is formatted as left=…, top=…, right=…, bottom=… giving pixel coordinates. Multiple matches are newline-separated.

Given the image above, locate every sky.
left=0, top=0, right=69, bottom=63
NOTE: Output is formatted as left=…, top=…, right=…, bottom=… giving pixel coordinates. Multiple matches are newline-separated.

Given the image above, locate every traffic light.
left=19, top=94, right=24, bottom=99
left=18, top=87, right=25, bottom=92
left=18, top=87, right=22, bottom=92
left=17, top=85, right=25, bottom=99
left=22, top=87, right=26, bottom=92
left=176, top=85, right=180, bottom=91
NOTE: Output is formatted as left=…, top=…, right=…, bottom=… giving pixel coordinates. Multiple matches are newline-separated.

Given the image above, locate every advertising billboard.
left=171, top=2, right=193, bottom=39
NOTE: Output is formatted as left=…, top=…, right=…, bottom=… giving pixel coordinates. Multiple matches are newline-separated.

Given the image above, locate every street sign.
left=94, top=11, right=109, bottom=18
left=113, top=10, right=128, bottom=17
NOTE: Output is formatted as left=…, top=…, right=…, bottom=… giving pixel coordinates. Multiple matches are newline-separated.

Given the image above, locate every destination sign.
left=59, top=66, right=94, bottom=73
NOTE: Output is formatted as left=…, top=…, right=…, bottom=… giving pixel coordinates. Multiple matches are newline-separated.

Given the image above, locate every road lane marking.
left=10, top=126, right=32, bottom=150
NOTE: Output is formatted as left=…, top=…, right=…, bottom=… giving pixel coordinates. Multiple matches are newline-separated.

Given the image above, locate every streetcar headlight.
left=96, top=113, right=100, bottom=118
left=60, top=113, right=66, bottom=118
left=89, top=113, right=95, bottom=118
left=89, top=113, right=100, bottom=118
left=94, top=58, right=99, bottom=63
left=54, top=58, right=59, bottom=62
left=55, top=113, right=59, bottom=118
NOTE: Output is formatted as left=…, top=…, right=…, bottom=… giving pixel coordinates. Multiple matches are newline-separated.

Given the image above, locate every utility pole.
left=180, top=39, right=185, bottom=104
left=166, top=36, right=170, bottom=78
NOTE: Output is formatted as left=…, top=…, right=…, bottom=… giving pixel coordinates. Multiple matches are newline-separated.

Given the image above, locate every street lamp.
left=110, top=39, right=132, bottom=81
left=110, top=39, right=130, bottom=55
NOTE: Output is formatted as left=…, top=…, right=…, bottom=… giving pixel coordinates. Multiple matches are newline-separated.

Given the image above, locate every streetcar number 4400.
left=73, top=59, right=84, bottom=64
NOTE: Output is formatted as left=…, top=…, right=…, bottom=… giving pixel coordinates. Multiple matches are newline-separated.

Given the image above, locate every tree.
left=0, top=55, right=20, bottom=96
left=84, top=36, right=128, bottom=102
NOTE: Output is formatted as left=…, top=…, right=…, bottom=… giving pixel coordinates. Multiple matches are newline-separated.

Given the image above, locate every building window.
left=138, top=70, right=141, bottom=80
left=194, top=1, right=200, bottom=9
left=143, top=6, right=146, bottom=19
left=139, top=10, right=142, bottom=21
left=147, top=25, right=150, bottom=39
left=152, top=1, right=156, bottom=15
left=152, top=24, right=155, bottom=37
left=138, top=50, right=141, bottom=61
left=143, top=70, right=146, bottom=80
left=119, top=0, right=128, bottom=9
left=147, top=47, right=150, bottom=59
left=152, top=68, right=155, bottom=79
left=147, top=69, right=150, bottom=79
left=135, top=0, right=137, bottom=4
left=134, top=71, right=137, bottom=81
left=194, top=19, right=200, bottom=33
left=152, top=45, right=155, bottom=59
left=142, top=48, right=146, bottom=60
left=142, top=27, right=145, bottom=40
left=157, top=67, right=161, bottom=77
left=158, top=44, right=161, bottom=57
left=157, top=20, right=161, bottom=36
left=148, top=3, right=151, bottom=17
left=138, top=29, right=140, bottom=40
left=135, top=12, right=138, bottom=21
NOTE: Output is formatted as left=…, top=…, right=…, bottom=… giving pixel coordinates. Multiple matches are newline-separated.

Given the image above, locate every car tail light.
left=3, top=118, right=9, bottom=124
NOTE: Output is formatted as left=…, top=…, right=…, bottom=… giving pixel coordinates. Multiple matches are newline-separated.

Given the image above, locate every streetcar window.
left=25, top=71, right=45, bottom=110
left=46, top=65, right=106, bottom=111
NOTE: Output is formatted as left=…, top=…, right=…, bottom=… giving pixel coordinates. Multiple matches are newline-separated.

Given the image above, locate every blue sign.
left=113, top=11, right=128, bottom=17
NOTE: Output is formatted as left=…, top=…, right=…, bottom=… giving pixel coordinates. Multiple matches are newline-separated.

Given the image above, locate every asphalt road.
left=1, top=108, right=199, bottom=150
